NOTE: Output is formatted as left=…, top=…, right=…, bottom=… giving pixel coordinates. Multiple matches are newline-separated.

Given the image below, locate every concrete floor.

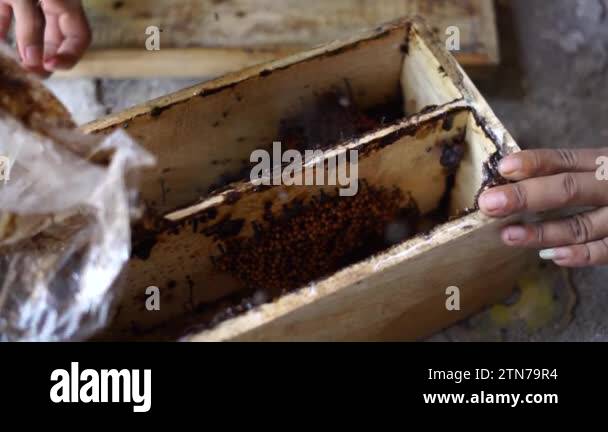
left=473, top=0, right=608, bottom=341
left=47, top=0, right=608, bottom=341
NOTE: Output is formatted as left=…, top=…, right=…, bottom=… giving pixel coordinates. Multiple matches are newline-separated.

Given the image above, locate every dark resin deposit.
left=154, top=183, right=423, bottom=337
left=212, top=183, right=418, bottom=297
left=279, top=87, right=404, bottom=152
left=207, top=86, right=404, bottom=195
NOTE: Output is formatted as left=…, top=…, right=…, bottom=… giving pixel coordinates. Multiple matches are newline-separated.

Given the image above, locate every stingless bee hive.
left=85, top=18, right=530, bottom=341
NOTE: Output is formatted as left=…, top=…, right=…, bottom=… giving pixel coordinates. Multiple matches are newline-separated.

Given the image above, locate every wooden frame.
left=85, top=18, right=526, bottom=342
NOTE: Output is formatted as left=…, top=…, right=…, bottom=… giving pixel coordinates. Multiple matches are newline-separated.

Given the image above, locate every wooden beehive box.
left=86, top=18, right=528, bottom=341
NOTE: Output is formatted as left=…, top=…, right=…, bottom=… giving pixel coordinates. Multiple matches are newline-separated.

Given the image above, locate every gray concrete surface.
left=476, top=0, right=608, bottom=341
left=46, top=0, right=608, bottom=341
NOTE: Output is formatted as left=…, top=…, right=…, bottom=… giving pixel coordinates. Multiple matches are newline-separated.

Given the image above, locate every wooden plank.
left=68, top=0, right=499, bottom=77
left=56, top=47, right=297, bottom=78
left=56, top=48, right=496, bottom=79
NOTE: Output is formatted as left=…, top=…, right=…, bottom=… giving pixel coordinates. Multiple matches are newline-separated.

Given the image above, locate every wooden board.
left=60, top=0, right=499, bottom=77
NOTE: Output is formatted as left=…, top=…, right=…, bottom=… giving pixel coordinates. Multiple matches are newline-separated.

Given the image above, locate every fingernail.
left=504, top=226, right=528, bottom=243
left=24, top=45, right=42, bottom=67
left=44, top=43, right=59, bottom=61
left=43, top=57, right=58, bottom=72
left=498, top=156, right=523, bottom=175
left=539, top=248, right=572, bottom=261
left=499, top=157, right=522, bottom=176
left=479, top=191, right=508, bottom=212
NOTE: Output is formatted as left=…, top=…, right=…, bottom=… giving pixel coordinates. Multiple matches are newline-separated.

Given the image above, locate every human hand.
left=0, top=0, right=91, bottom=76
left=478, top=149, right=608, bottom=267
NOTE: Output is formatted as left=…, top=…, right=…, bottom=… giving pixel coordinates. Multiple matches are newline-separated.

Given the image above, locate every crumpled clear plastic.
left=0, top=108, right=155, bottom=342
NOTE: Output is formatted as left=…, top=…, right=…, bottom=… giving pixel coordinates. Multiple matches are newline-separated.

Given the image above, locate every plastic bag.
left=0, top=71, right=154, bottom=341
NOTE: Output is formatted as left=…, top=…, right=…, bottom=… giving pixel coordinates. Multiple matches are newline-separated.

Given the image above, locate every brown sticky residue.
left=199, top=82, right=239, bottom=98
left=360, top=107, right=469, bottom=160
left=150, top=106, right=170, bottom=118
left=203, top=215, right=245, bottom=240
left=211, top=182, right=417, bottom=302
left=278, top=86, right=403, bottom=153
left=207, top=85, right=403, bottom=197
left=0, top=53, right=74, bottom=133
left=207, top=163, right=253, bottom=195
left=474, top=151, right=509, bottom=208
left=400, top=22, right=413, bottom=56
left=130, top=209, right=169, bottom=260
left=224, top=191, right=242, bottom=205
left=442, top=111, right=456, bottom=131
left=419, top=104, right=439, bottom=115
left=259, top=69, right=273, bottom=78
left=440, top=134, right=466, bottom=174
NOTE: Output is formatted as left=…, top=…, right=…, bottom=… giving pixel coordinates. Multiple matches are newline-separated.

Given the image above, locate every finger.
left=12, top=0, right=45, bottom=71
left=43, top=4, right=91, bottom=70
left=479, top=172, right=607, bottom=217
left=539, top=239, right=608, bottom=267
left=0, top=4, right=12, bottom=40
left=501, top=207, right=608, bottom=248
left=498, top=148, right=608, bottom=181
left=42, top=12, right=62, bottom=64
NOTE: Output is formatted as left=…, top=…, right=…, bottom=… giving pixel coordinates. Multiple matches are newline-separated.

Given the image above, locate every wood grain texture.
left=66, top=0, right=499, bottom=77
